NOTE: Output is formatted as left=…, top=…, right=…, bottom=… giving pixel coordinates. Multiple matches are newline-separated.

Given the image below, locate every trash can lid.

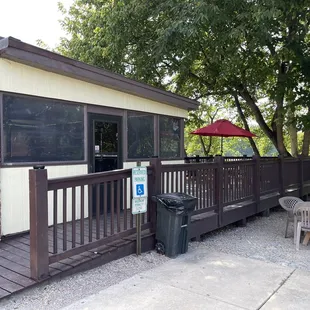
left=152, top=192, right=197, bottom=209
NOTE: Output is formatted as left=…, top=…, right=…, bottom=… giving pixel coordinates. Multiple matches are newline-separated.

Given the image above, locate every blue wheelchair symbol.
left=136, top=184, right=145, bottom=196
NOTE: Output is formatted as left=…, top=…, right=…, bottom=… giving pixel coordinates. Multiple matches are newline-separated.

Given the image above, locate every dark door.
left=88, top=114, right=123, bottom=215
left=88, top=114, right=122, bottom=173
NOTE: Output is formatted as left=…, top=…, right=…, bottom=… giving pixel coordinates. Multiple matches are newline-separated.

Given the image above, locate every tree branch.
left=189, top=72, right=214, bottom=89
left=233, top=94, right=260, bottom=156
left=199, top=136, right=208, bottom=156
left=237, top=85, right=278, bottom=146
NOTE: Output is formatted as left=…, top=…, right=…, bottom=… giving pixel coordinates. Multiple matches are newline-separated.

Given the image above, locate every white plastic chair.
left=294, top=202, right=310, bottom=250
left=278, top=196, right=303, bottom=238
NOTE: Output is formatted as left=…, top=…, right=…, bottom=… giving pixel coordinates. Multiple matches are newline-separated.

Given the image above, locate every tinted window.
left=159, top=116, right=181, bottom=158
left=127, top=112, right=154, bottom=159
left=3, top=95, right=84, bottom=163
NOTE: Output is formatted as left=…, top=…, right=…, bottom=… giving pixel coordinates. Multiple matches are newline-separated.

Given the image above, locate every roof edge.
left=0, top=37, right=9, bottom=51
left=0, top=36, right=199, bottom=111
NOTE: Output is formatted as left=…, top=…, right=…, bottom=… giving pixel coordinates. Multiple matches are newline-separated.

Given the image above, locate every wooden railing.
left=161, top=156, right=310, bottom=222
left=185, top=155, right=276, bottom=163
left=184, top=155, right=214, bottom=163
left=260, top=158, right=280, bottom=195
left=160, top=162, right=218, bottom=215
left=222, top=160, right=254, bottom=205
left=29, top=156, right=310, bottom=280
left=29, top=167, right=155, bottom=280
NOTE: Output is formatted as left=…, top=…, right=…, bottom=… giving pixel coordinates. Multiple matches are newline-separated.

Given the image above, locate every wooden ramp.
left=0, top=217, right=154, bottom=300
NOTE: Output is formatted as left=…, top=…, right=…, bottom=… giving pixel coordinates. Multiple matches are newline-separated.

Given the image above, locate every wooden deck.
left=0, top=214, right=153, bottom=300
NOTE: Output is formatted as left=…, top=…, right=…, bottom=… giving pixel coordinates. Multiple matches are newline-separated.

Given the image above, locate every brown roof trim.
left=0, top=37, right=199, bottom=111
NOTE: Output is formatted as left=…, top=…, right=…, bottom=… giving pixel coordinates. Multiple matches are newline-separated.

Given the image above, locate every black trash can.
left=152, top=192, right=197, bottom=258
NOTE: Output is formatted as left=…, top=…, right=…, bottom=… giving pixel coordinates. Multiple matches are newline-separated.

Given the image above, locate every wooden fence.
left=185, top=155, right=275, bottom=163
left=29, top=167, right=155, bottom=280
left=29, top=156, right=310, bottom=280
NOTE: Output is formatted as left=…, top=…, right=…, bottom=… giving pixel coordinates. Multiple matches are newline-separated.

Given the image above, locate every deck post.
left=278, top=155, right=285, bottom=197
left=299, top=156, right=304, bottom=199
left=150, top=157, right=162, bottom=232
left=215, top=156, right=224, bottom=227
left=252, top=155, right=261, bottom=213
left=29, top=168, right=49, bottom=280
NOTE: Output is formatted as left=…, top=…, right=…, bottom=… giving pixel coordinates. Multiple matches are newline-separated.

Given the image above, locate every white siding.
left=0, top=161, right=185, bottom=236
left=0, top=164, right=88, bottom=236
left=0, top=59, right=188, bottom=118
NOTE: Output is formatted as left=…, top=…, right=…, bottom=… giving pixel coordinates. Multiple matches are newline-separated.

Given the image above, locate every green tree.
left=185, top=96, right=262, bottom=156
left=58, top=0, right=310, bottom=156
left=185, top=100, right=226, bottom=156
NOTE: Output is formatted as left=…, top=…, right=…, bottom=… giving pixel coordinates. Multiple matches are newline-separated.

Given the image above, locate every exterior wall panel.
left=0, top=164, right=88, bottom=236
left=0, top=59, right=188, bottom=118
left=1, top=160, right=184, bottom=236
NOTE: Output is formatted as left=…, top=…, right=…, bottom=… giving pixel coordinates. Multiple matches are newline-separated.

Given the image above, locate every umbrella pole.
left=221, top=136, right=223, bottom=156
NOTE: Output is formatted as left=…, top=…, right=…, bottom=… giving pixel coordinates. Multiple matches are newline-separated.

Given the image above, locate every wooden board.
left=0, top=213, right=146, bottom=301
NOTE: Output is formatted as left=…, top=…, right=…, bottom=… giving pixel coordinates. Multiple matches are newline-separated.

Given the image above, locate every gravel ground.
left=191, top=207, right=310, bottom=271
left=1, top=207, right=309, bottom=310
left=0, top=252, right=170, bottom=310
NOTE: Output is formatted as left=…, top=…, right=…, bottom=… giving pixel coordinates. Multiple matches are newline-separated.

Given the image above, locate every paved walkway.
left=62, top=247, right=310, bottom=310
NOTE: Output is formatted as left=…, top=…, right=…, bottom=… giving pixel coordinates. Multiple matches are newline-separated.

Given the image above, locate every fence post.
left=252, top=155, right=261, bottom=213
left=278, top=155, right=285, bottom=197
left=29, top=168, right=49, bottom=280
left=149, top=157, right=162, bottom=232
left=299, top=155, right=304, bottom=199
left=215, top=156, right=224, bottom=227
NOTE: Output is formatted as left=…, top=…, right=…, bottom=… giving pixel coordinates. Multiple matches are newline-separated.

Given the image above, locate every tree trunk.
left=289, top=125, right=298, bottom=157
left=238, top=86, right=290, bottom=156
left=274, top=107, right=288, bottom=157
left=302, top=130, right=310, bottom=156
left=238, top=88, right=277, bottom=145
left=205, top=136, right=212, bottom=155
left=276, top=119, right=288, bottom=156
left=233, top=94, right=260, bottom=156
left=274, top=63, right=291, bottom=157
left=287, top=105, right=298, bottom=157
left=199, top=136, right=208, bottom=156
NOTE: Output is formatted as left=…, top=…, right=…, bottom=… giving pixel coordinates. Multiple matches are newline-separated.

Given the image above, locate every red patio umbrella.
left=191, top=119, right=256, bottom=155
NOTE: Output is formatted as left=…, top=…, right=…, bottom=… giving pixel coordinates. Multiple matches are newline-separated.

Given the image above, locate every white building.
left=0, top=36, right=198, bottom=237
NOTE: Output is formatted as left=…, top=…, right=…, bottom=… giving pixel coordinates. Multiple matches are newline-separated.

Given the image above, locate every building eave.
left=0, top=36, right=199, bottom=111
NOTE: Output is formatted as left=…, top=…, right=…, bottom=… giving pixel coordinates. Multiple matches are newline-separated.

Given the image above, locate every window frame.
left=159, top=115, right=183, bottom=160
left=0, top=92, right=186, bottom=165
left=124, top=110, right=184, bottom=162
left=126, top=110, right=157, bottom=160
left=0, top=92, right=87, bottom=167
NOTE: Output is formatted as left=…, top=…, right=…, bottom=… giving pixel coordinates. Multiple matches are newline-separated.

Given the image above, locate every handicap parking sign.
left=132, top=166, right=148, bottom=198
left=136, top=184, right=145, bottom=196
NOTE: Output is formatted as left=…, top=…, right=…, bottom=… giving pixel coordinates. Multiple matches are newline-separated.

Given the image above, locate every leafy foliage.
left=57, top=0, right=310, bottom=156
left=185, top=98, right=276, bottom=156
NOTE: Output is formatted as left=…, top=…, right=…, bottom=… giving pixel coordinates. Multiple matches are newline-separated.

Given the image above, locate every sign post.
left=132, top=162, right=148, bottom=255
